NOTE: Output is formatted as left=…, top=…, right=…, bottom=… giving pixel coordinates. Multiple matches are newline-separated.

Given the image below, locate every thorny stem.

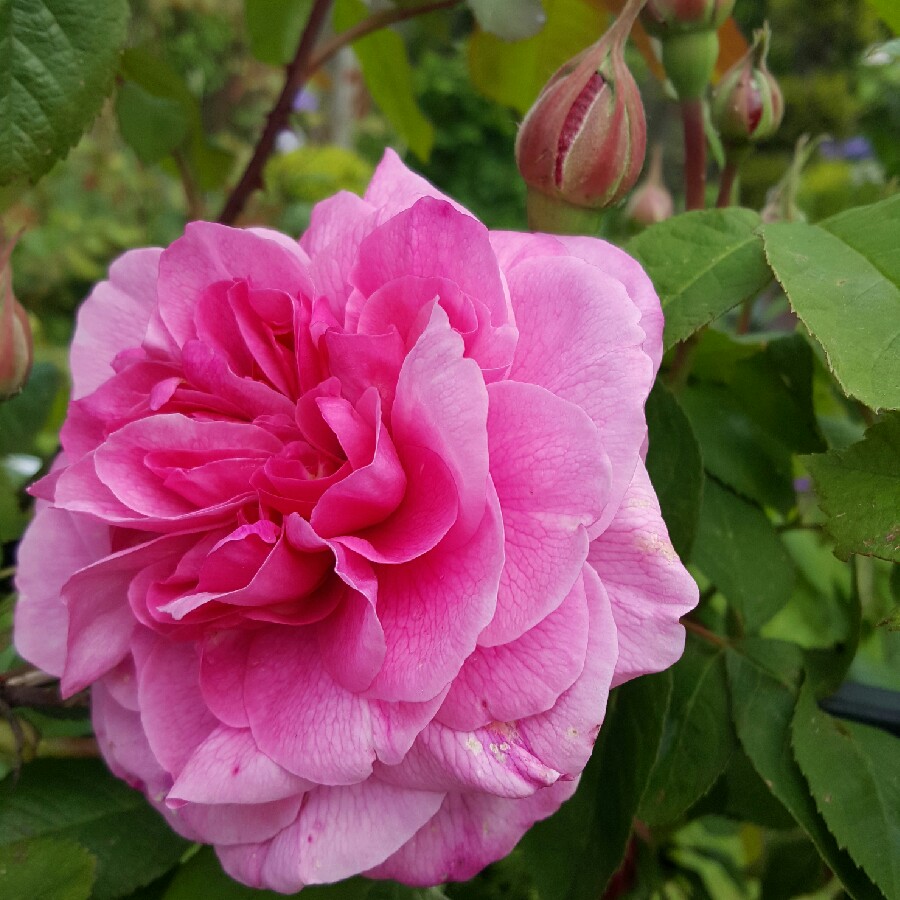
left=218, top=0, right=463, bottom=225
left=218, top=0, right=335, bottom=225
left=681, top=98, right=707, bottom=211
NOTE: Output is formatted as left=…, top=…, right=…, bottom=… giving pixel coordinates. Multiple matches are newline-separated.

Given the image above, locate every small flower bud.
left=640, top=0, right=735, bottom=36
left=626, top=144, right=674, bottom=225
left=641, top=0, right=735, bottom=100
left=712, top=24, right=784, bottom=145
left=0, top=236, right=33, bottom=401
left=516, top=0, right=647, bottom=230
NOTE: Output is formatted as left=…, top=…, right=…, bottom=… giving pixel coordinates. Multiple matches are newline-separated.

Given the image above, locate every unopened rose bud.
left=712, top=24, right=783, bottom=145
left=0, top=236, right=33, bottom=401
left=641, top=0, right=735, bottom=36
left=626, top=144, right=673, bottom=225
left=641, top=0, right=735, bottom=100
left=516, top=0, right=647, bottom=232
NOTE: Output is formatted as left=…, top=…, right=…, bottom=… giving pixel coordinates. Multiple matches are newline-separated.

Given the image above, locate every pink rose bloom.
left=14, top=152, right=696, bottom=892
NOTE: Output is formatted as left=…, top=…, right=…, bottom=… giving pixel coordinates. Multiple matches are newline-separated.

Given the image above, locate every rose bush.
left=14, top=152, right=696, bottom=892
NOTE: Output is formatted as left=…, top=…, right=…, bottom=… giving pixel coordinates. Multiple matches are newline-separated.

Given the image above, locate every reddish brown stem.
left=218, top=0, right=463, bottom=225
left=681, top=98, right=706, bottom=211
left=218, top=0, right=335, bottom=225
left=682, top=617, right=729, bottom=648
left=308, top=0, right=461, bottom=73
left=717, top=159, right=739, bottom=208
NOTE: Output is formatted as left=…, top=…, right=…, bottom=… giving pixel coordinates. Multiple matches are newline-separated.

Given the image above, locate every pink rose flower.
left=14, top=152, right=697, bottom=892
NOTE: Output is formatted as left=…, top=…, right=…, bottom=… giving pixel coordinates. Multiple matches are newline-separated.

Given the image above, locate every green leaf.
left=0, top=0, right=129, bottom=189
left=761, top=196, right=900, bottom=411
left=0, top=760, right=189, bottom=900
left=466, top=0, right=607, bottom=114
left=759, top=835, right=828, bottom=900
left=729, top=334, right=826, bottom=457
left=718, top=746, right=796, bottom=830
left=639, top=637, right=734, bottom=826
left=726, top=640, right=882, bottom=900
left=0, top=466, right=26, bottom=542
left=645, top=380, right=704, bottom=562
left=0, top=836, right=96, bottom=900
left=467, top=0, right=547, bottom=41
left=792, top=680, right=900, bottom=899
left=804, top=413, right=900, bottom=563
left=692, top=480, right=795, bottom=631
left=680, top=381, right=795, bottom=513
left=0, top=362, right=64, bottom=456
left=518, top=671, right=672, bottom=900
left=627, top=209, right=772, bottom=350
left=119, top=47, right=233, bottom=189
left=245, top=0, right=312, bottom=65
left=115, top=81, right=189, bottom=165
left=333, top=0, right=434, bottom=161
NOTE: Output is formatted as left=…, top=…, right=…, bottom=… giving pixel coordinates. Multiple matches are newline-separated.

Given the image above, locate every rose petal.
left=368, top=780, right=578, bottom=885
left=479, top=380, right=609, bottom=646
left=70, top=248, right=162, bottom=399
left=438, top=570, right=590, bottom=731
left=506, top=255, right=652, bottom=537
left=169, top=725, right=311, bottom=805
left=588, top=461, right=698, bottom=687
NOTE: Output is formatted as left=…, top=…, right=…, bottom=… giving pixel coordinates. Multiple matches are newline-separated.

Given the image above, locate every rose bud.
left=626, top=144, right=674, bottom=225
left=0, top=236, right=33, bottom=401
left=640, top=0, right=735, bottom=36
left=641, top=0, right=735, bottom=100
left=712, top=24, right=784, bottom=145
left=515, top=0, right=647, bottom=232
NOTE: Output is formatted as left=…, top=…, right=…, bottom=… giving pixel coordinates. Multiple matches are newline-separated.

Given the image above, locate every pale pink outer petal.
left=137, top=637, right=218, bottom=776
left=70, top=248, right=162, bottom=400
left=226, top=781, right=446, bottom=892
left=437, top=571, right=589, bottom=731
left=168, top=725, right=312, bottom=805
left=14, top=507, right=109, bottom=677
left=506, top=255, right=653, bottom=538
left=92, top=678, right=171, bottom=801
left=363, top=486, right=503, bottom=704
left=554, top=234, right=664, bottom=372
left=517, top=564, right=618, bottom=776
left=244, top=625, right=442, bottom=784
left=376, top=721, right=562, bottom=799
left=488, top=231, right=567, bottom=272
left=364, top=148, right=471, bottom=221
left=588, top=461, right=698, bottom=687
left=478, top=380, right=608, bottom=647
left=156, top=222, right=316, bottom=346
left=368, top=779, right=578, bottom=886
left=174, top=796, right=304, bottom=847
left=300, top=191, right=375, bottom=259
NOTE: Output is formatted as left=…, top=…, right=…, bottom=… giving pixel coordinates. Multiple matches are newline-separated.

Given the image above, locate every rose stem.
left=218, top=0, right=335, bottom=225
left=716, top=158, right=739, bottom=208
left=218, top=0, right=462, bottom=225
left=680, top=97, right=707, bottom=211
